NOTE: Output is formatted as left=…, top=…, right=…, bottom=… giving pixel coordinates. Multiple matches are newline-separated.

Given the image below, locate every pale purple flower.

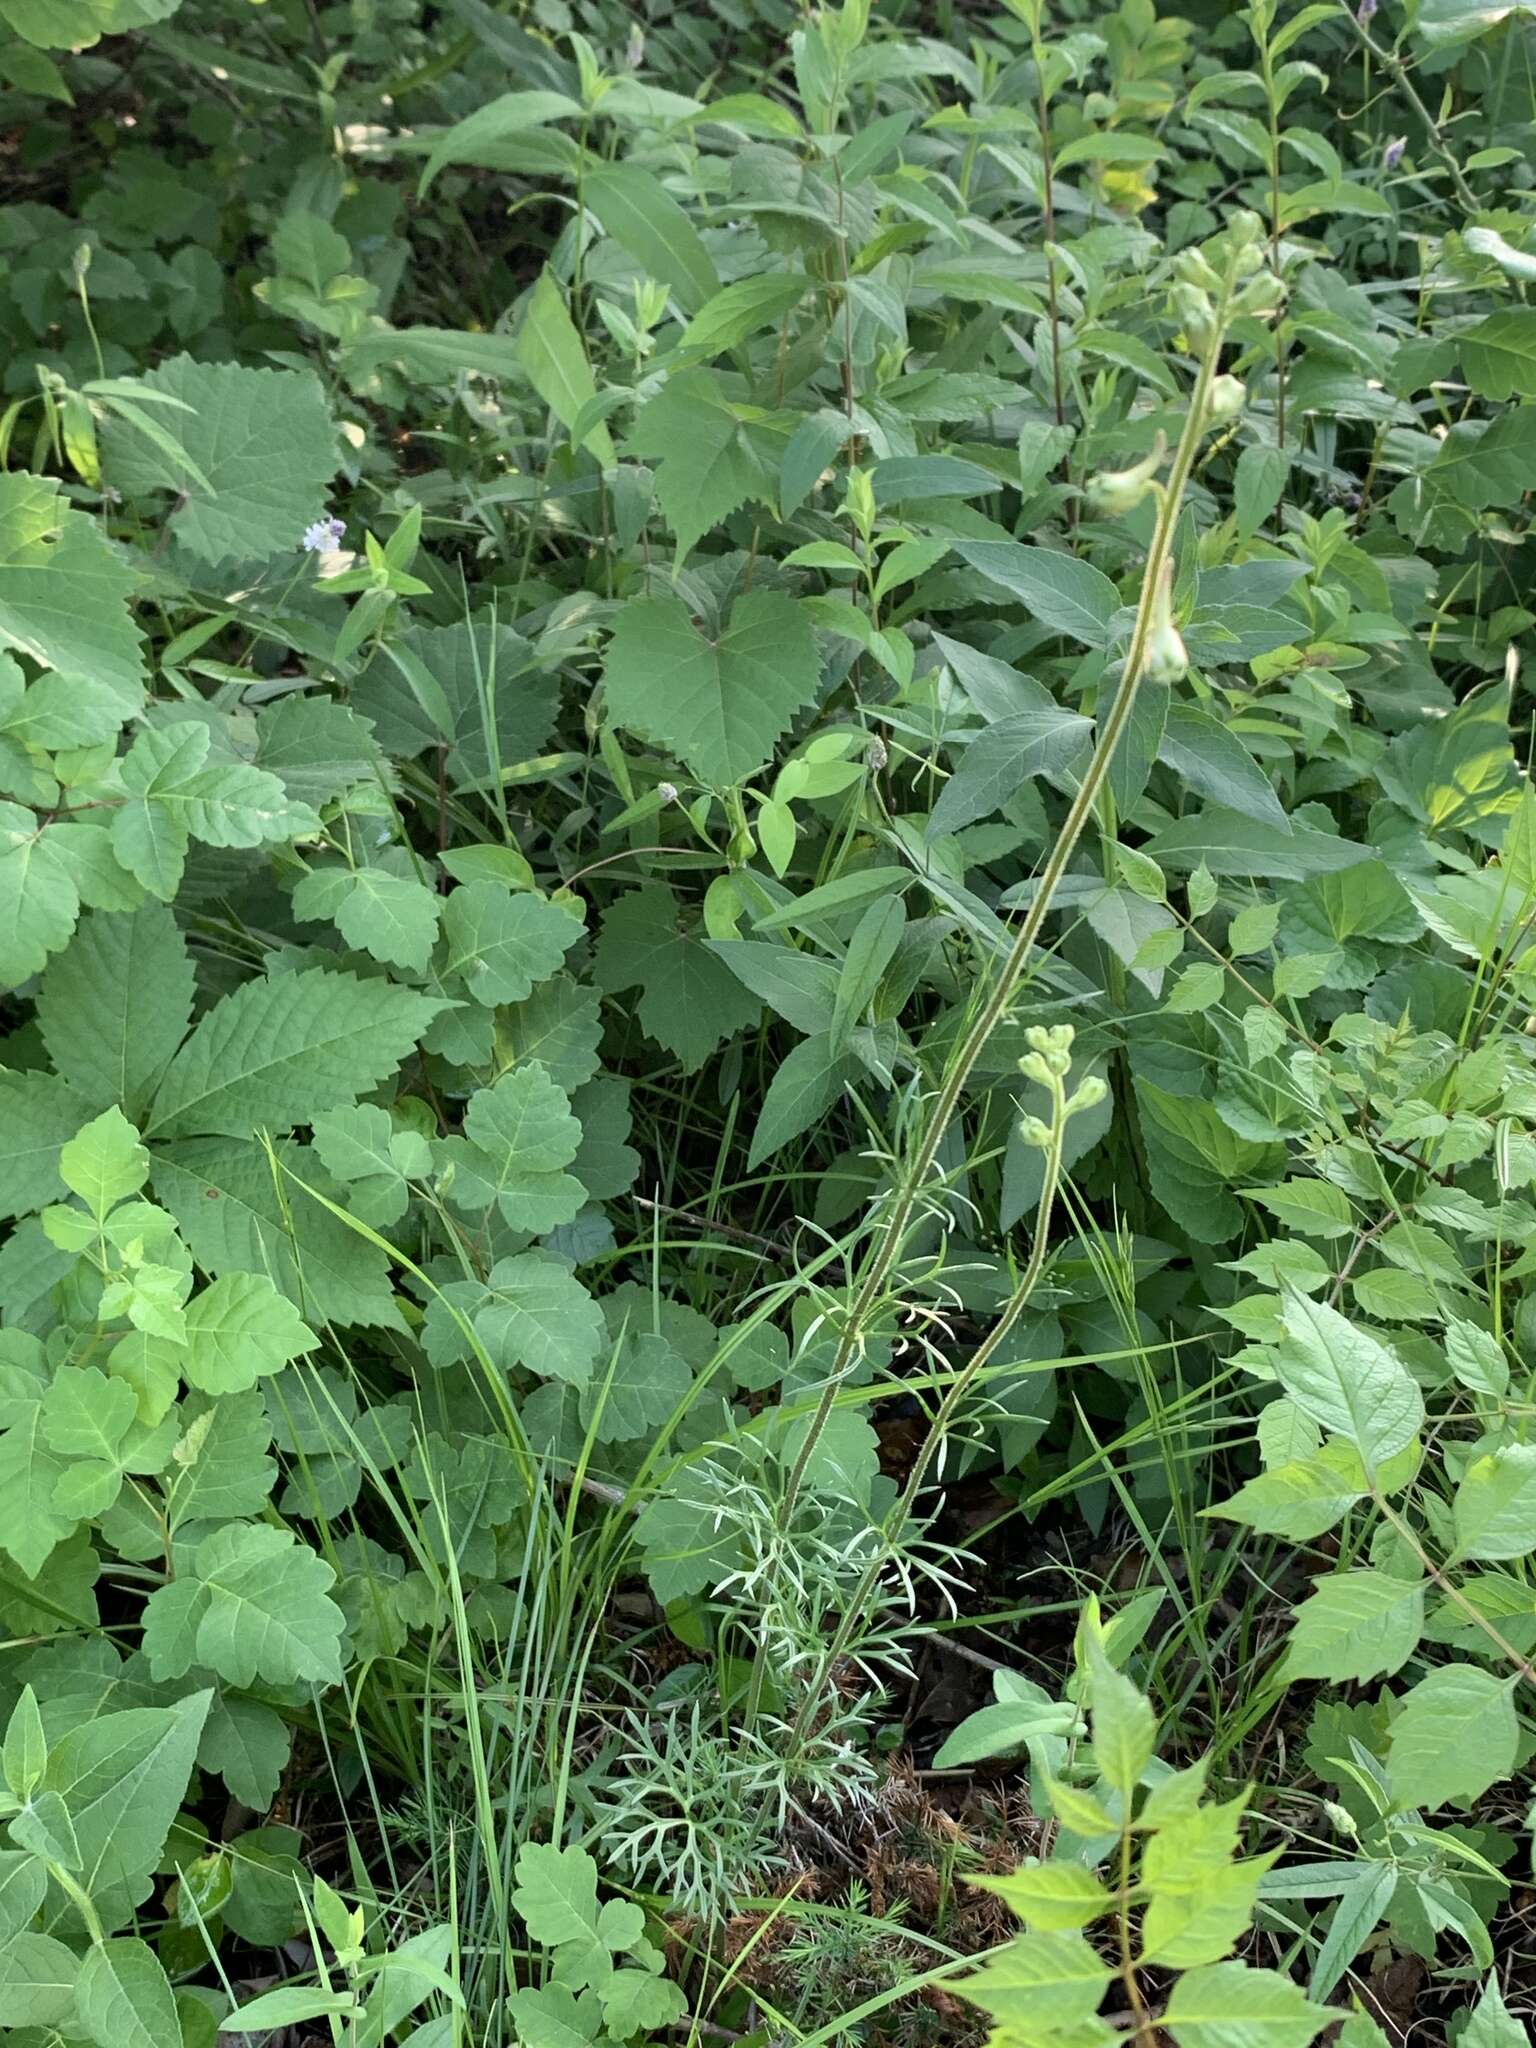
left=658, top=781, right=679, bottom=803
left=302, top=516, right=346, bottom=553
left=1356, top=0, right=1378, bottom=19
left=1384, top=136, right=1406, bottom=171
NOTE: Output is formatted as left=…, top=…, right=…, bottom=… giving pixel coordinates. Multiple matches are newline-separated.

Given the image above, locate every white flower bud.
left=1066, top=1075, right=1108, bottom=1118
left=1206, top=374, right=1246, bottom=423
left=1086, top=434, right=1167, bottom=518
left=1017, top=1113, right=1053, bottom=1150
left=1145, top=617, right=1189, bottom=684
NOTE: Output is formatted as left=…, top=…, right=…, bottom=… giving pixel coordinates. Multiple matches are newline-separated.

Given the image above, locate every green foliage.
left=1, top=0, right=1536, bottom=2039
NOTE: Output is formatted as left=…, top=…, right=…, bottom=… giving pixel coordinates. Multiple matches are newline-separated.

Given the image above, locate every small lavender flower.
left=1383, top=135, right=1406, bottom=171
left=658, top=781, right=679, bottom=804
left=301, top=516, right=346, bottom=553
left=1356, top=0, right=1378, bottom=20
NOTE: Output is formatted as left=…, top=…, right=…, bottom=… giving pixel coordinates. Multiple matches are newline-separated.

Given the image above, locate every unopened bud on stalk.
left=1173, top=247, right=1222, bottom=294
left=1170, top=281, right=1217, bottom=353
left=1066, top=1075, right=1109, bottom=1118
left=1143, top=560, right=1188, bottom=684
left=1024, top=1023, right=1075, bottom=1071
left=1017, top=1112, right=1053, bottom=1150
left=1226, top=209, right=1265, bottom=250
left=1206, top=374, right=1247, bottom=423
left=1086, top=434, right=1167, bottom=517
left=1237, top=271, right=1286, bottom=319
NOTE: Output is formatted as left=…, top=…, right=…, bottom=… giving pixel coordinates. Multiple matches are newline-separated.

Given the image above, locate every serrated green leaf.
left=42, top=1691, right=209, bottom=1933
left=1285, top=1570, right=1425, bottom=1682
left=181, top=1270, right=318, bottom=1393
left=474, top=1251, right=606, bottom=1386
left=142, top=1523, right=344, bottom=1688
left=292, top=859, right=441, bottom=971
left=0, top=471, right=144, bottom=704
left=77, top=1938, right=184, bottom=2048
left=147, top=967, right=441, bottom=1140
left=442, top=1062, right=585, bottom=1231
left=105, top=355, right=339, bottom=565
left=111, top=723, right=319, bottom=899
left=1386, top=1666, right=1518, bottom=1809
left=438, top=882, right=582, bottom=1004
left=37, top=904, right=193, bottom=1114
left=602, top=590, right=820, bottom=788
left=1164, top=1960, right=1328, bottom=2047
left=594, top=882, right=760, bottom=1070
left=1270, top=1296, right=1424, bottom=1469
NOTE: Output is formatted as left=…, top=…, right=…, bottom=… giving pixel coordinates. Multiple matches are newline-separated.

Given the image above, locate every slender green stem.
left=745, top=298, right=1231, bottom=1733
left=783, top=1076, right=1068, bottom=1748
left=1349, top=15, right=1479, bottom=214
left=773, top=331, right=1226, bottom=1524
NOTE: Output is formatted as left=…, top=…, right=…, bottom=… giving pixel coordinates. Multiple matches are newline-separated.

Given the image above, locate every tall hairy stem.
left=783, top=1066, right=1069, bottom=1749
left=748, top=311, right=1230, bottom=1733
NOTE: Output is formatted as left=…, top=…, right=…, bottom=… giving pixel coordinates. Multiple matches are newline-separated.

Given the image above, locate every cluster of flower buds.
left=1016, top=1024, right=1110, bottom=1148
left=1167, top=211, right=1284, bottom=351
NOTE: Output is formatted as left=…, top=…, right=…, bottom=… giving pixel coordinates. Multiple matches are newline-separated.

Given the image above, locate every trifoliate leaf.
left=474, top=1251, right=606, bottom=1387
left=441, top=1062, right=585, bottom=1232
left=579, top=1331, right=693, bottom=1443
left=291, top=856, right=441, bottom=972
left=593, top=882, right=761, bottom=1070
left=403, top=1433, right=524, bottom=1575
left=253, top=695, right=385, bottom=808
left=162, top=1390, right=276, bottom=1529
left=569, top=1075, right=641, bottom=1202
left=181, top=1272, right=319, bottom=1393
left=142, top=1523, right=344, bottom=1688
left=499, top=975, right=603, bottom=1092
left=37, top=905, right=193, bottom=1115
left=438, top=882, right=583, bottom=1004
left=111, top=723, right=319, bottom=900
left=105, top=355, right=339, bottom=566
left=58, top=1104, right=149, bottom=1216
left=1386, top=1666, right=1518, bottom=1810
left=0, top=802, right=91, bottom=986
left=601, top=590, right=821, bottom=788
left=41, top=1364, right=136, bottom=1463
left=0, top=472, right=144, bottom=705
left=310, top=1104, right=426, bottom=1226
left=146, top=968, right=442, bottom=1139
